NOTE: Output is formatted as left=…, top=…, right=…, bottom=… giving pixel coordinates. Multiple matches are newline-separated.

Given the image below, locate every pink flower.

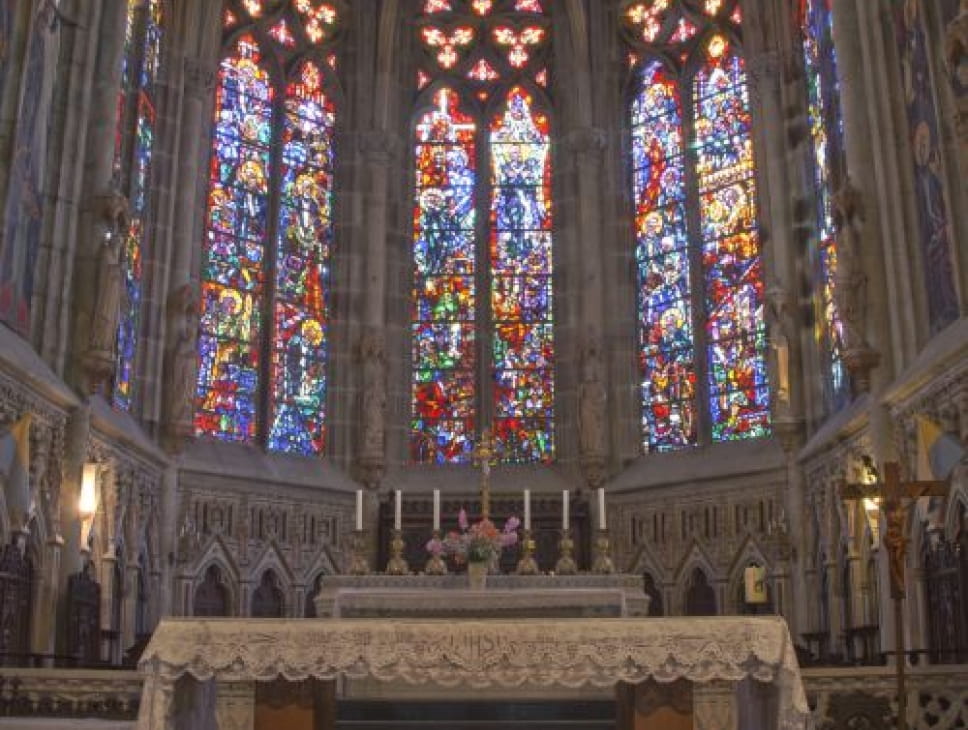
left=458, top=508, right=469, bottom=531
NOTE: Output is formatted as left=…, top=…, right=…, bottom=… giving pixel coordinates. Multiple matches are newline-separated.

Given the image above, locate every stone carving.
left=831, top=178, right=879, bottom=391
left=356, top=329, right=386, bottom=487
left=766, top=287, right=793, bottom=409
left=82, top=190, right=129, bottom=392
left=163, top=283, right=199, bottom=452
left=946, top=1, right=968, bottom=154
left=578, top=333, right=606, bottom=488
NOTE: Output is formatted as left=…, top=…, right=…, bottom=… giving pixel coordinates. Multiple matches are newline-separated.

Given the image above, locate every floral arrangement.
left=427, top=509, right=519, bottom=564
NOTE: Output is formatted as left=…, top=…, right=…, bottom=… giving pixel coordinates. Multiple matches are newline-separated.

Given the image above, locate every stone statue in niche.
left=83, top=190, right=129, bottom=392
left=831, top=178, right=868, bottom=352
left=766, top=287, right=792, bottom=409
left=357, top=329, right=386, bottom=485
left=578, top=334, right=606, bottom=487
left=163, top=283, right=199, bottom=451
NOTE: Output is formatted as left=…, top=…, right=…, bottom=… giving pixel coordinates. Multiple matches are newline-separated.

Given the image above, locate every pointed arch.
left=195, top=0, right=344, bottom=455
left=411, top=0, right=554, bottom=466
left=623, top=0, right=769, bottom=452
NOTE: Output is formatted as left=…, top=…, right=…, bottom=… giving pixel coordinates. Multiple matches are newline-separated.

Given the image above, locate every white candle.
left=598, top=488, right=606, bottom=530
left=433, top=489, right=440, bottom=532
left=524, top=489, right=531, bottom=530
left=356, top=490, right=363, bottom=531
left=394, top=490, right=402, bottom=531
left=562, top=490, right=569, bottom=530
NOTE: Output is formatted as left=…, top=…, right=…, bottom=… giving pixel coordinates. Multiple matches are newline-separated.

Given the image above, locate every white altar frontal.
left=135, top=610, right=810, bottom=730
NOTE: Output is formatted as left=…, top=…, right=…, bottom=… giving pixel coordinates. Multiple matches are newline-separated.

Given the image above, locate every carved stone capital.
left=772, top=416, right=804, bottom=455
left=184, top=56, right=216, bottom=99
left=843, top=347, right=881, bottom=395
left=358, top=130, right=401, bottom=165
left=562, top=126, right=607, bottom=160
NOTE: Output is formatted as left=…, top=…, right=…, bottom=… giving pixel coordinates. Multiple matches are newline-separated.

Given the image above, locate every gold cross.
left=471, top=428, right=497, bottom=520
left=841, top=461, right=947, bottom=599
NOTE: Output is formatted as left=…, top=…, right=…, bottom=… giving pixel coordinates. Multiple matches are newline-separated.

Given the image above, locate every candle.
left=524, top=489, right=531, bottom=530
left=394, top=490, right=402, bottom=531
left=356, top=490, right=363, bottom=531
left=598, top=488, right=606, bottom=530
left=433, top=489, right=440, bottom=532
left=562, top=490, right=569, bottom=530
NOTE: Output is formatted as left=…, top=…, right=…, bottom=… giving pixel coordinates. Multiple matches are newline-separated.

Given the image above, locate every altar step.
left=336, top=700, right=615, bottom=730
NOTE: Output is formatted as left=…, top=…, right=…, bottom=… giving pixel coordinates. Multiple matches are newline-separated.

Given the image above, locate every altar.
left=135, top=614, right=809, bottom=730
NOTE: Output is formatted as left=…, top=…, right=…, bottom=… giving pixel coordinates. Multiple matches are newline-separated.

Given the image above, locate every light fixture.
left=863, top=496, right=882, bottom=547
left=79, top=463, right=98, bottom=518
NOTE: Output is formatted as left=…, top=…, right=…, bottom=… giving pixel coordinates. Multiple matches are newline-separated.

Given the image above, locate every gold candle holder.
left=424, top=529, right=448, bottom=575
left=554, top=529, right=577, bottom=575
left=516, top=528, right=539, bottom=575
left=348, top=529, right=369, bottom=575
left=591, top=529, right=615, bottom=574
left=386, top=529, right=410, bottom=575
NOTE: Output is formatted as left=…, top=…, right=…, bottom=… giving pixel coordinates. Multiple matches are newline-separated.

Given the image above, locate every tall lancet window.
left=800, top=0, right=847, bottom=410
left=195, top=0, right=341, bottom=455
left=411, top=0, right=554, bottom=465
left=623, top=0, right=770, bottom=452
left=111, top=0, right=163, bottom=411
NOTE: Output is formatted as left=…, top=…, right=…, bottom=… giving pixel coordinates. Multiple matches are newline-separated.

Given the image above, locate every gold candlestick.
left=348, top=529, right=369, bottom=575
left=591, top=529, right=615, bottom=574
left=424, top=529, right=448, bottom=575
left=516, top=529, right=539, bottom=575
left=386, top=529, right=410, bottom=575
left=554, top=529, right=577, bottom=575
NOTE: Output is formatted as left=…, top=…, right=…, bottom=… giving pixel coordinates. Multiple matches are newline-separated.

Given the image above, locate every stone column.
left=72, top=0, right=131, bottom=392
left=829, top=0, right=888, bottom=393
left=57, top=403, right=91, bottom=654
left=565, top=127, right=608, bottom=490
left=159, top=462, right=178, bottom=616
left=170, top=56, right=214, bottom=287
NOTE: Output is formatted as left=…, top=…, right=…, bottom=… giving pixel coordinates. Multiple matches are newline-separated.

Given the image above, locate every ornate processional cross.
left=472, top=428, right=497, bottom=520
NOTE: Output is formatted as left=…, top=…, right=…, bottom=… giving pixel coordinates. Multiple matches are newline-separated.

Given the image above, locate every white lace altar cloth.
left=135, top=616, right=809, bottom=730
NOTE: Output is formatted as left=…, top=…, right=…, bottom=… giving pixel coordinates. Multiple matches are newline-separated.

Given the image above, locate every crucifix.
left=840, top=460, right=949, bottom=730
left=471, top=427, right=497, bottom=520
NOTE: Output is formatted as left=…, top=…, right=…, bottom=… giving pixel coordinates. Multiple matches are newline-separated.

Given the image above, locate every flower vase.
left=467, top=560, right=488, bottom=590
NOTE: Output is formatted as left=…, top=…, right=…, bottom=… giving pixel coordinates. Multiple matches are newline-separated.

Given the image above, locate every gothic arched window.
left=799, top=0, right=847, bottom=411
left=111, top=0, right=164, bottom=412
left=411, top=0, right=554, bottom=464
left=195, top=0, right=342, bottom=455
left=623, top=0, right=770, bottom=452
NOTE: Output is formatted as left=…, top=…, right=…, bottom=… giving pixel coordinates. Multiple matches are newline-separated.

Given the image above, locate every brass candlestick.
left=386, top=529, right=410, bottom=575
left=592, top=529, right=615, bottom=574
left=424, top=529, right=448, bottom=575
left=348, top=529, right=369, bottom=575
left=554, top=529, right=577, bottom=575
left=516, top=528, right=539, bottom=575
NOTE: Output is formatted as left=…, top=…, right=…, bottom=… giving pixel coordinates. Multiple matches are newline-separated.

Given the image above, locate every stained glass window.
left=625, top=0, right=770, bottom=451
left=412, top=0, right=553, bottom=464
left=111, top=0, right=163, bottom=411
left=195, top=0, right=341, bottom=454
left=800, top=0, right=847, bottom=408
